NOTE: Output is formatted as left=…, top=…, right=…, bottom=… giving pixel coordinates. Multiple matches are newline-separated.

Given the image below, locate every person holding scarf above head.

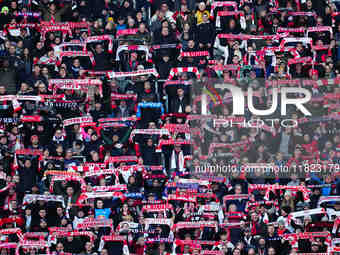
left=178, top=39, right=199, bottom=67
left=214, top=37, right=246, bottom=65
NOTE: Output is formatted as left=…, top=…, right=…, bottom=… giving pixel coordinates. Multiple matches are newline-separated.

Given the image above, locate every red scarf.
left=129, top=60, right=138, bottom=70
left=250, top=220, right=259, bottom=235
left=277, top=228, right=286, bottom=236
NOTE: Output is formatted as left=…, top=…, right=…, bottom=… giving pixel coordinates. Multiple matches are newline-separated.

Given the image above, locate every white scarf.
left=170, top=149, right=185, bottom=171
left=120, top=169, right=133, bottom=184
left=52, top=135, right=65, bottom=143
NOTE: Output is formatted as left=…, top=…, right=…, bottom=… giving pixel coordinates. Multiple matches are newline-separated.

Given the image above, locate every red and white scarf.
left=223, top=194, right=249, bottom=205
left=0, top=228, right=23, bottom=241
left=279, top=37, right=313, bottom=51
left=23, top=194, right=65, bottom=208
left=210, top=1, right=238, bottom=17
left=168, top=67, right=200, bottom=80
left=50, top=175, right=87, bottom=193
left=170, top=149, right=185, bottom=171
left=111, top=93, right=137, bottom=101
left=115, top=45, right=149, bottom=61
left=49, top=78, right=102, bottom=96
left=50, top=230, right=95, bottom=243
left=68, top=165, right=103, bottom=173
left=277, top=27, right=305, bottom=33
left=218, top=33, right=286, bottom=41
left=142, top=203, right=173, bottom=213
left=248, top=184, right=311, bottom=201
left=144, top=218, right=173, bottom=229
left=245, top=200, right=279, bottom=212
left=0, top=243, right=17, bottom=249
left=15, top=240, right=49, bottom=255
left=318, top=196, right=340, bottom=207
left=175, top=240, right=220, bottom=246
left=163, top=124, right=191, bottom=133
left=98, top=235, right=128, bottom=252
left=129, top=129, right=170, bottom=142
left=63, top=116, right=93, bottom=127
left=15, top=149, right=43, bottom=156
left=288, top=208, right=326, bottom=223
left=180, top=51, right=209, bottom=57
left=208, top=141, right=250, bottom=155
left=163, top=80, right=192, bottom=87
left=105, top=156, right=138, bottom=163
left=43, top=170, right=81, bottom=179
left=157, top=139, right=192, bottom=151
left=280, top=231, right=331, bottom=247
left=288, top=56, right=313, bottom=66
left=57, top=51, right=95, bottom=66
left=23, top=232, right=48, bottom=241
left=107, top=68, right=159, bottom=79
left=307, top=26, right=332, bottom=36
left=166, top=194, right=197, bottom=203
left=40, top=24, right=72, bottom=41
left=85, top=35, right=114, bottom=53
left=288, top=11, right=317, bottom=17
left=116, top=28, right=138, bottom=37
left=76, top=219, right=113, bottom=229
left=217, top=11, right=242, bottom=16
left=84, top=168, right=118, bottom=178
left=332, top=217, right=340, bottom=234
left=0, top=95, right=41, bottom=112
left=83, top=70, right=109, bottom=77
left=173, top=221, right=218, bottom=232
left=92, top=185, right=127, bottom=192
left=98, top=116, right=138, bottom=122
left=77, top=191, right=125, bottom=204
left=303, top=78, right=340, bottom=88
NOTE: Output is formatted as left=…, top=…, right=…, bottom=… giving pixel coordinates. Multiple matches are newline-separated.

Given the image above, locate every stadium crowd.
left=0, top=0, right=339, bottom=254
